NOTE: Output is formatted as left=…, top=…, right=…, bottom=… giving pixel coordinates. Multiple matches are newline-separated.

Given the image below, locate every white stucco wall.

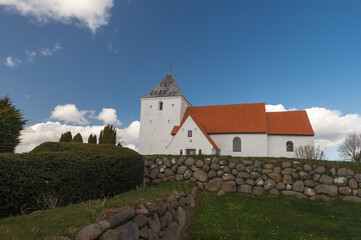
left=167, top=116, right=214, bottom=155
left=210, top=133, right=268, bottom=157
left=267, top=135, right=314, bottom=158
left=139, top=96, right=191, bottom=155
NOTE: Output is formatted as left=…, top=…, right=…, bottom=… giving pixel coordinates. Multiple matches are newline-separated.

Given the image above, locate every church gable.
left=167, top=116, right=217, bottom=155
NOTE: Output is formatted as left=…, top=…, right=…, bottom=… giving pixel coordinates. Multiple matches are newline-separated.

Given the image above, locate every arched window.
left=286, top=141, right=294, bottom=152
left=199, top=149, right=202, bottom=155
left=233, top=137, right=241, bottom=152
left=180, top=149, right=183, bottom=155
left=159, top=101, right=163, bottom=110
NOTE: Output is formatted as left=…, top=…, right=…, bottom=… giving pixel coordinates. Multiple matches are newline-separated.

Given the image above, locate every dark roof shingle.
left=142, top=72, right=183, bottom=98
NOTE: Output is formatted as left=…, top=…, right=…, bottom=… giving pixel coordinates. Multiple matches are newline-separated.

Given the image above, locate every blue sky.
left=1, top=0, right=361, bottom=159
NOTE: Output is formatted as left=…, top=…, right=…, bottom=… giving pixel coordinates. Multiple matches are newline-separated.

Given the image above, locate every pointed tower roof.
left=142, top=72, right=184, bottom=98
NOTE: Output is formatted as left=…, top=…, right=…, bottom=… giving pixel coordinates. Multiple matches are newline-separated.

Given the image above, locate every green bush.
left=0, top=142, right=143, bottom=218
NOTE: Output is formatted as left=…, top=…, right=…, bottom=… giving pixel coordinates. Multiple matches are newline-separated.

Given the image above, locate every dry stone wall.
left=60, top=187, right=197, bottom=240
left=144, top=157, right=361, bottom=202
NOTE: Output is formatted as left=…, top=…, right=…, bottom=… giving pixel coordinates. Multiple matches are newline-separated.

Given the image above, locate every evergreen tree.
left=59, top=131, right=72, bottom=142
left=99, top=125, right=117, bottom=145
left=71, top=133, right=83, bottom=143
left=88, top=134, right=97, bottom=144
left=0, top=96, right=27, bottom=153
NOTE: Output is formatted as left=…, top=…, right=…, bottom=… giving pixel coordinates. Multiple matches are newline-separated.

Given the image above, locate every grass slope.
left=191, top=193, right=361, bottom=240
left=0, top=182, right=192, bottom=240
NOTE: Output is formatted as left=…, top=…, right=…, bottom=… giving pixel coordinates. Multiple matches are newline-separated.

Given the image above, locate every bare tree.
left=294, top=145, right=326, bottom=160
left=338, top=133, right=361, bottom=162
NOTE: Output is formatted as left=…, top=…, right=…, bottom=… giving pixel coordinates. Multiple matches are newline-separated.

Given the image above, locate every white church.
left=139, top=72, right=314, bottom=157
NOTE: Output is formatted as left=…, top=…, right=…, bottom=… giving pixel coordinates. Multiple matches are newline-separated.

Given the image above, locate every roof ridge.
left=267, top=110, right=307, bottom=113
left=188, top=102, right=265, bottom=108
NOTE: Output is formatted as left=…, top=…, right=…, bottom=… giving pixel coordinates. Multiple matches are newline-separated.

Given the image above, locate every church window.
left=199, top=149, right=202, bottom=155
left=168, top=120, right=170, bottom=124
left=188, top=130, right=192, bottom=137
left=172, top=104, right=174, bottom=107
left=286, top=141, right=294, bottom=152
left=159, top=101, right=163, bottom=110
left=180, top=149, right=183, bottom=155
left=233, top=137, right=241, bottom=152
left=150, top=105, right=152, bottom=109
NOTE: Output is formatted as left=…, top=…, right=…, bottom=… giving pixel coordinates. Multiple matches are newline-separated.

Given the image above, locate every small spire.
left=169, top=58, right=173, bottom=73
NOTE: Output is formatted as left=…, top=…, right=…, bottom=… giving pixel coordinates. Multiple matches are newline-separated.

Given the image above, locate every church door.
left=186, top=149, right=196, bottom=155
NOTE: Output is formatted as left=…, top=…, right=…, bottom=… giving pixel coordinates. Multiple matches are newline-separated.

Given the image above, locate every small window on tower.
left=150, top=120, right=152, bottom=125
left=159, top=101, right=163, bottom=111
left=150, top=105, right=152, bottom=109
left=172, top=104, right=174, bottom=107
left=168, top=120, right=170, bottom=124
left=188, top=130, right=192, bottom=137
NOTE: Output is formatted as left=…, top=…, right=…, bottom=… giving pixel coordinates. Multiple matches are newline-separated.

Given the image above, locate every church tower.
left=139, top=72, right=191, bottom=155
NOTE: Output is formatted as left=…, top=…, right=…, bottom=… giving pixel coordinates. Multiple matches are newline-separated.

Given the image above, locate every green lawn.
left=191, top=193, right=361, bottom=240
left=0, top=181, right=193, bottom=240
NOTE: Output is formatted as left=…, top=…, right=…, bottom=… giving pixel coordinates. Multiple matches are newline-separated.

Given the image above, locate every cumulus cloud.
left=0, top=0, right=115, bottom=33
left=96, top=108, right=122, bottom=126
left=16, top=121, right=140, bottom=153
left=26, top=50, right=36, bottom=62
left=3, top=43, right=61, bottom=67
left=265, top=104, right=287, bottom=112
left=4, top=56, right=21, bottom=67
left=40, top=43, right=61, bottom=56
left=306, top=107, right=361, bottom=150
left=50, top=104, right=90, bottom=125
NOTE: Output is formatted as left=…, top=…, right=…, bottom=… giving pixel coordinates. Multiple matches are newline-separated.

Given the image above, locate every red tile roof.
left=171, top=103, right=268, bottom=135
left=171, top=103, right=314, bottom=139
left=267, top=111, right=314, bottom=136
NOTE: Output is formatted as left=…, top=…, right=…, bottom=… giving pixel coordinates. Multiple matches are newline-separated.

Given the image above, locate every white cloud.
left=40, top=43, right=61, bottom=56
left=96, top=108, right=122, bottom=126
left=306, top=107, right=361, bottom=150
left=117, top=120, right=139, bottom=147
left=0, top=0, right=115, bottom=33
left=3, top=42, right=61, bottom=68
left=108, top=40, right=121, bottom=54
left=26, top=50, right=36, bottom=62
left=16, top=121, right=140, bottom=153
left=4, top=56, right=21, bottom=67
left=50, top=104, right=90, bottom=125
left=266, top=104, right=287, bottom=112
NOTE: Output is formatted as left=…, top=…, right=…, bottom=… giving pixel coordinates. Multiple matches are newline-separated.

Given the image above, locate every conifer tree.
left=0, top=96, right=27, bottom=153
left=88, top=134, right=97, bottom=144
left=71, top=133, right=83, bottom=143
left=99, top=125, right=117, bottom=145
left=59, top=131, right=72, bottom=142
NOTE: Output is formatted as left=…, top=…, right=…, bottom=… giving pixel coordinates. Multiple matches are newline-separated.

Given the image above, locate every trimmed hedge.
left=0, top=142, right=143, bottom=218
